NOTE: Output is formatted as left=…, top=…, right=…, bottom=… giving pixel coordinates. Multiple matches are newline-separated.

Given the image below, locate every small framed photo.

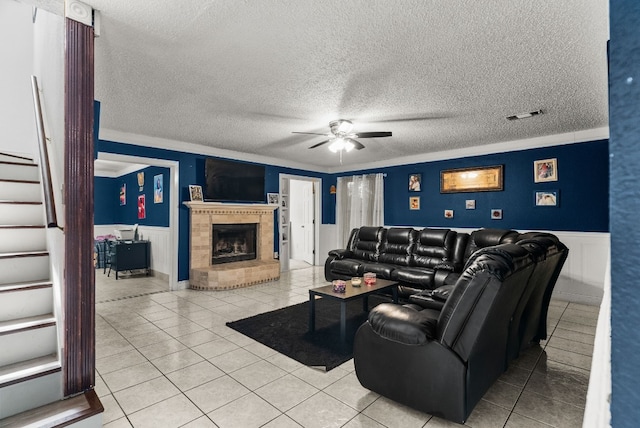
left=465, top=199, right=476, bottom=210
left=267, top=193, right=279, bottom=205
left=189, top=185, right=203, bottom=202
left=491, top=209, right=503, bottom=220
left=444, top=209, right=454, bottom=219
left=409, top=174, right=422, bottom=192
left=534, top=190, right=559, bottom=207
left=410, top=196, right=420, bottom=210
left=534, top=158, right=558, bottom=182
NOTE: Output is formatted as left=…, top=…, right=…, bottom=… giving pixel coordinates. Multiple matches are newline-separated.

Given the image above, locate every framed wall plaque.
left=440, top=165, right=504, bottom=193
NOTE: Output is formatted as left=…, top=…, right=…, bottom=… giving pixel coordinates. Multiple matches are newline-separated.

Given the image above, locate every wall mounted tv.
left=204, top=158, right=266, bottom=203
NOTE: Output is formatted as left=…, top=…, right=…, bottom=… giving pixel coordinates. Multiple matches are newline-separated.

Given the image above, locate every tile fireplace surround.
left=185, top=202, right=280, bottom=290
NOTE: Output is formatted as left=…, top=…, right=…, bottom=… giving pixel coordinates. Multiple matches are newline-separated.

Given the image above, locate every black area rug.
left=226, top=296, right=387, bottom=371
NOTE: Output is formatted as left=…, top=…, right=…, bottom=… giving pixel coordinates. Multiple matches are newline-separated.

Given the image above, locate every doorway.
left=95, top=152, right=180, bottom=292
left=278, top=174, right=321, bottom=271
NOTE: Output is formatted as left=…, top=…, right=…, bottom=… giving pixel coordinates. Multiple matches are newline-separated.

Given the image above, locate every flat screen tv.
left=204, top=158, right=265, bottom=203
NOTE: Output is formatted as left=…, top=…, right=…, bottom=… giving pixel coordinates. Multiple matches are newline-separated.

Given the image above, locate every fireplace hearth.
left=212, top=223, right=257, bottom=264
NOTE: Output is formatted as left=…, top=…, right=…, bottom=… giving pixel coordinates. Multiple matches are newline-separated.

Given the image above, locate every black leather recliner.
left=353, top=244, right=544, bottom=423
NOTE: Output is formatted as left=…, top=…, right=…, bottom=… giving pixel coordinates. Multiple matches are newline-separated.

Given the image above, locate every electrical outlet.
left=274, top=251, right=279, bottom=259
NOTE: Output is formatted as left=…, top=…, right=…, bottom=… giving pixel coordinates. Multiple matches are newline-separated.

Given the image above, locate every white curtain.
left=336, top=173, right=384, bottom=247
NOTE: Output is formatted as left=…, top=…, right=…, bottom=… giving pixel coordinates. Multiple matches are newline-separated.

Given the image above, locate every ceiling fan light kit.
left=293, top=119, right=393, bottom=160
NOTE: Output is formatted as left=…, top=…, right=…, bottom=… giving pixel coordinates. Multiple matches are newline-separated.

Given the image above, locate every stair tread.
left=0, top=389, right=101, bottom=428
left=0, top=152, right=34, bottom=163
left=0, top=201, right=42, bottom=205
left=0, top=314, right=56, bottom=335
left=0, top=179, right=39, bottom=184
left=0, top=161, right=38, bottom=167
left=0, top=251, right=48, bottom=259
left=0, top=280, right=52, bottom=294
left=0, top=225, right=45, bottom=229
left=0, top=354, right=59, bottom=387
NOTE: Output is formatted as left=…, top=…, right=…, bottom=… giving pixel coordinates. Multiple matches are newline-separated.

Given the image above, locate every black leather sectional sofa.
left=346, top=229, right=568, bottom=423
left=325, top=226, right=521, bottom=297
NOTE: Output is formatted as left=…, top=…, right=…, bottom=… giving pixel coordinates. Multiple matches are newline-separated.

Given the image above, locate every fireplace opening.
left=212, top=223, right=257, bottom=264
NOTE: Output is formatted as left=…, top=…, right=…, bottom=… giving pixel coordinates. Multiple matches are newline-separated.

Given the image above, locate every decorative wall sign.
left=410, top=196, right=420, bottom=210
left=465, top=199, right=476, bottom=209
left=409, top=174, right=422, bottom=192
left=534, top=190, right=559, bottom=206
left=137, top=172, right=144, bottom=191
left=491, top=209, right=503, bottom=219
left=154, top=174, right=163, bottom=204
left=440, top=165, right=504, bottom=193
left=534, top=158, right=558, bottom=182
left=444, top=209, right=454, bottom=218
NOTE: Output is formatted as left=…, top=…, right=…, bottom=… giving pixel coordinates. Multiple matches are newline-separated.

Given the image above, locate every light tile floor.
left=95, top=266, right=599, bottom=428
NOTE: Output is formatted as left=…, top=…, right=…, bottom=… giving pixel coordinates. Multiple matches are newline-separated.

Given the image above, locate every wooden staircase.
left=0, top=152, right=102, bottom=426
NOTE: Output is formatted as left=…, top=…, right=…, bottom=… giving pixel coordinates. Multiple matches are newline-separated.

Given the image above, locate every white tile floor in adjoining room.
left=95, top=266, right=599, bottom=428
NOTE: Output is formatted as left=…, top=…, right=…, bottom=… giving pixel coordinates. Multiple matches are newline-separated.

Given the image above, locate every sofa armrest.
left=328, top=249, right=352, bottom=259
left=368, top=303, right=437, bottom=345
left=408, top=293, right=446, bottom=311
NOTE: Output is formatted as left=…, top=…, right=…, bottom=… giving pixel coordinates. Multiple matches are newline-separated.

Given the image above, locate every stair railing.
left=30, top=75, right=58, bottom=229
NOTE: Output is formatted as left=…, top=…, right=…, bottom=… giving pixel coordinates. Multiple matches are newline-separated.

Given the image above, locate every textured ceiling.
left=35, top=0, right=611, bottom=170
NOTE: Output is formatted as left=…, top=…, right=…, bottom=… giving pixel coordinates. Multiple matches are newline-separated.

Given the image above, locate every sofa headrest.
left=470, top=228, right=520, bottom=247
left=358, top=226, right=385, bottom=242
left=386, top=228, right=417, bottom=244
left=419, top=228, right=454, bottom=246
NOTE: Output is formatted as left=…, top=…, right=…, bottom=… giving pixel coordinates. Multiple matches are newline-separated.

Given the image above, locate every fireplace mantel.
left=185, top=201, right=280, bottom=290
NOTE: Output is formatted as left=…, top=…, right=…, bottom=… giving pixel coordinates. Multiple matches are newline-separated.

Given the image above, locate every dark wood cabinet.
left=111, top=240, right=150, bottom=279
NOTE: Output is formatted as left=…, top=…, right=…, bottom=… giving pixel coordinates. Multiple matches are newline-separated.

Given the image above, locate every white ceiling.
left=27, top=0, right=610, bottom=171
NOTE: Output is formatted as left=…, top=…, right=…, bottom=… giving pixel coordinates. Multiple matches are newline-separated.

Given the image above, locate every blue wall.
left=94, top=176, right=116, bottom=225
left=324, top=140, right=609, bottom=232
left=610, top=1, right=640, bottom=425
left=96, top=137, right=608, bottom=282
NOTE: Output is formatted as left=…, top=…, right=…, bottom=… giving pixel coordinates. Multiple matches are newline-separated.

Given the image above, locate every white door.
left=299, top=181, right=315, bottom=265
left=290, top=180, right=315, bottom=265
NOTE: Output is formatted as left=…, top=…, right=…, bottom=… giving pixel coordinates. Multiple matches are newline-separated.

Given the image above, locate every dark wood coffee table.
left=308, top=278, right=398, bottom=342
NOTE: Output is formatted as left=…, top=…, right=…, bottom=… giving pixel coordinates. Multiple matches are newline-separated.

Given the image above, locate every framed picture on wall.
left=491, top=209, right=503, bottom=219
left=138, top=195, right=146, bottom=219
left=154, top=174, right=163, bottom=204
left=189, top=185, right=203, bottom=202
left=534, top=190, right=559, bottom=206
left=534, top=158, right=558, bottom=182
left=119, top=183, right=126, bottom=206
left=137, top=172, right=144, bottom=191
left=409, top=196, right=420, bottom=210
left=409, top=174, right=422, bottom=192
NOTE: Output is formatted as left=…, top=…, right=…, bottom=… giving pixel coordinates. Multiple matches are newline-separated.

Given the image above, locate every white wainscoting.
left=318, top=224, right=608, bottom=305
left=94, top=225, right=171, bottom=275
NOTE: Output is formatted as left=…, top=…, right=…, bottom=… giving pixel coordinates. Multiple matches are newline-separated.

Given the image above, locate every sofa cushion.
left=351, top=226, right=386, bottom=262
left=391, top=266, right=435, bottom=286
left=359, top=262, right=396, bottom=278
left=413, top=228, right=457, bottom=269
left=368, top=303, right=438, bottom=345
left=378, top=227, right=416, bottom=267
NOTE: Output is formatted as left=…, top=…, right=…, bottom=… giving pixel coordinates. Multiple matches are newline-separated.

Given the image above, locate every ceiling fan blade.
left=308, top=139, right=331, bottom=149
left=354, top=131, right=392, bottom=138
left=346, top=138, right=366, bottom=150
left=292, top=131, right=330, bottom=136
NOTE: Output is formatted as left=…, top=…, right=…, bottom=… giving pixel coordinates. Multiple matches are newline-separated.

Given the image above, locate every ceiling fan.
left=292, top=119, right=392, bottom=153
